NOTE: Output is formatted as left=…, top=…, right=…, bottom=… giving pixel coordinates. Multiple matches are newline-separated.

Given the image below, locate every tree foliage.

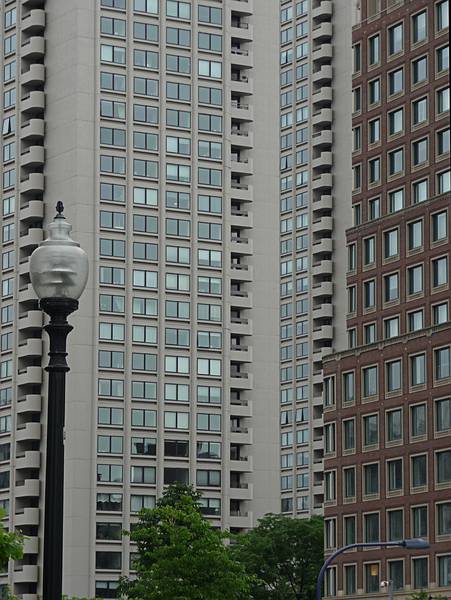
left=119, top=484, right=253, bottom=600
left=233, top=514, right=323, bottom=600
left=407, top=593, right=448, bottom=600
left=0, top=510, right=24, bottom=600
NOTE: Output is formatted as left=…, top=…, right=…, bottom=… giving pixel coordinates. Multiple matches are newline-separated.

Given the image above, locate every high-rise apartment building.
left=278, top=0, right=351, bottom=517
left=323, top=0, right=450, bottom=597
left=0, top=0, right=283, bottom=596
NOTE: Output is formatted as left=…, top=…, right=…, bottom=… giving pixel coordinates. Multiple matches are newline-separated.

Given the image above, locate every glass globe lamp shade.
left=29, top=209, right=89, bottom=301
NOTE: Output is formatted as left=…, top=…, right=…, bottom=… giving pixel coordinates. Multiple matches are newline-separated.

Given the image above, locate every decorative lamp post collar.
left=30, top=202, right=89, bottom=302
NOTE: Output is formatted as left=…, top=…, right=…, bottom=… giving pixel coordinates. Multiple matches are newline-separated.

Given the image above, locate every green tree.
left=407, top=593, right=447, bottom=600
left=233, top=514, right=323, bottom=600
left=119, top=484, right=252, bottom=600
left=0, top=510, right=24, bottom=600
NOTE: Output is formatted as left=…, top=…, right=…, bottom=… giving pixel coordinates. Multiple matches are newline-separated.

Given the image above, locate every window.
left=198, top=59, right=222, bottom=79
left=368, top=157, right=380, bottom=185
left=364, top=513, right=380, bottom=543
left=437, top=502, right=451, bottom=536
left=343, top=467, right=356, bottom=499
left=436, top=347, right=451, bottom=380
left=166, top=26, right=191, bottom=46
left=344, top=515, right=356, bottom=545
left=166, top=163, right=190, bottom=182
left=101, top=44, right=126, bottom=65
left=343, top=419, right=355, bottom=452
left=368, top=198, right=380, bottom=220
left=96, top=551, right=122, bottom=571
left=166, top=0, right=191, bottom=20
left=97, top=464, right=123, bottom=483
left=96, top=493, right=122, bottom=512
left=412, top=97, right=428, bottom=127
left=198, top=86, right=222, bottom=106
left=433, top=302, right=449, bottom=325
left=131, top=465, right=156, bottom=484
left=166, top=54, right=191, bottom=74
left=432, top=211, right=448, bottom=244
left=131, top=494, right=155, bottom=512
left=384, top=229, right=399, bottom=258
left=410, top=354, right=426, bottom=387
left=407, top=303, right=425, bottom=332
left=437, top=128, right=450, bottom=157
left=436, top=0, right=449, bottom=31
left=385, top=109, right=401, bottom=139
left=412, top=505, right=428, bottom=537
left=412, top=56, right=428, bottom=85
left=166, top=190, right=190, bottom=210
left=388, top=67, right=403, bottom=95
left=412, top=10, right=427, bottom=43
left=388, top=148, right=404, bottom=176
left=388, top=23, right=403, bottom=55
left=131, top=437, right=156, bottom=456
left=385, top=316, right=399, bottom=339
left=433, top=257, right=448, bottom=288
left=438, top=169, right=451, bottom=193
left=343, top=372, right=355, bottom=404
left=196, top=469, right=220, bottom=487
left=364, top=463, right=379, bottom=495
left=98, top=407, right=123, bottom=426
left=413, top=557, right=428, bottom=589
left=197, top=441, right=221, bottom=460
left=438, top=555, right=451, bottom=588
left=101, top=183, right=125, bottom=204
left=198, top=194, right=221, bottom=214
left=436, top=398, right=451, bottom=432
left=368, top=79, right=381, bottom=105
left=363, top=414, right=379, bottom=446
left=411, top=454, right=427, bottom=488
left=412, top=138, right=428, bottom=166
left=134, top=0, right=158, bottom=13
left=388, top=509, right=404, bottom=541
left=437, top=450, right=451, bottom=485
left=131, top=409, right=156, bottom=428
left=363, top=280, right=376, bottom=310
left=411, top=404, right=427, bottom=437
left=408, top=220, right=423, bottom=251
left=101, top=16, right=126, bottom=37
left=437, top=46, right=449, bottom=73
left=387, top=360, right=402, bottom=393
left=369, top=34, right=380, bottom=65
left=165, top=356, right=189, bottom=375
left=363, top=236, right=375, bottom=266
left=388, top=458, right=403, bottom=492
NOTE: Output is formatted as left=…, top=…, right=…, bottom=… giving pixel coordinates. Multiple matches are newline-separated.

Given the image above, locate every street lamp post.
left=316, top=538, right=430, bottom=600
left=30, top=203, right=88, bottom=600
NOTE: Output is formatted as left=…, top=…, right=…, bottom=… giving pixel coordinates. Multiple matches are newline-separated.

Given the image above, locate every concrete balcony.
left=313, top=482, right=325, bottom=496
left=21, top=145, right=45, bottom=168
left=15, top=507, right=40, bottom=527
left=230, top=129, right=253, bottom=149
left=312, top=44, right=333, bottom=65
left=312, top=238, right=333, bottom=255
left=21, top=90, right=45, bottom=114
left=21, top=64, right=45, bottom=88
left=16, top=394, right=41, bottom=414
left=230, top=48, right=252, bottom=68
left=229, top=0, right=253, bottom=15
left=230, top=263, right=253, bottom=282
left=230, top=156, right=253, bottom=176
left=18, top=283, right=38, bottom=304
left=312, top=216, right=333, bottom=234
left=230, top=345, right=252, bottom=363
left=21, top=0, right=46, bottom=7
left=312, top=152, right=333, bottom=172
left=230, top=401, right=252, bottom=418
left=230, top=102, right=253, bottom=123
left=312, top=87, right=333, bottom=108
left=312, top=65, right=333, bottom=85
left=19, top=227, right=43, bottom=250
left=15, top=478, right=40, bottom=498
left=229, top=512, right=253, bottom=529
left=230, top=77, right=252, bottom=96
left=313, top=325, right=334, bottom=342
left=13, top=565, right=38, bottom=583
left=20, top=118, right=45, bottom=142
left=20, top=173, right=44, bottom=196
left=19, top=259, right=30, bottom=276
left=312, top=261, right=333, bottom=279
left=312, top=0, right=333, bottom=22
left=230, top=373, right=253, bottom=391
left=18, top=310, right=43, bottom=331
left=16, top=450, right=41, bottom=471
left=21, top=9, right=46, bottom=33
left=229, top=290, right=252, bottom=309
left=17, top=366, right=42, bottom=387
left=312, top=108, right=333, bottom=128
left=312, top=22, right=333, bottom=42
left=230, top=427, right=252, bottom=445
left=312, top=303, right=334, bottom=320
left=312, top=195, right=333, bottom=214
left=313, top=280, right=333, bottom=297
left=17, top=338, right=42, bottom=359
left=20, top=199, right=44, bottom=222
left=23, top=536, right=39, bottom=555
left=230, top=456, right=253, bottom=472
left=230, top=317, right=252, bottom=337
left=312, top=372, right=324, bottom=386
left=21, top=36, right=45, bottom=59
left=230, top=209, right=252, bottom=231
left=229, top=483, right=253, bottom=501
left=230, top=21, right=253, bottom=42
left=312, top=173, right=333, bottom=191
left=230, top=236, right=253, bottom=256
left=230, top=183, right=253, bottom=203
left=312, top=130, right=333, bottom=149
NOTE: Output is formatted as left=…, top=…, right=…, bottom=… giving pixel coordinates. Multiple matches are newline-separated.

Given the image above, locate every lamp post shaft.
left=41, top=298, right=78, bottom=600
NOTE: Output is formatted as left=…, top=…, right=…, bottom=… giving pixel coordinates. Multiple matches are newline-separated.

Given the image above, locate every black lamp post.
left=29, top=202, right=88, bottom=600
left=316, top=538, right=430, bottom=600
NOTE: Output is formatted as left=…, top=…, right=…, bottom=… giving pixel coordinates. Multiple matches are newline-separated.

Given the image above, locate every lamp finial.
left=55, top=201, right=65, bottom=218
